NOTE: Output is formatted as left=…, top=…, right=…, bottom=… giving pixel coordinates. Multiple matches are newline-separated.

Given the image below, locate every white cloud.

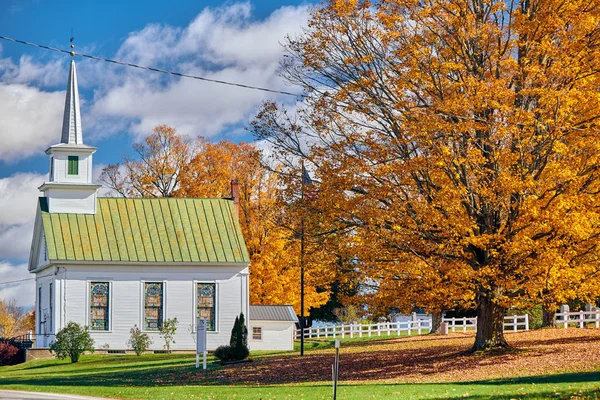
left=0, top=54, right=66, bottom=88
left=0, top=172, right=46, bottom=260
left=90, top=2, right=309, bottom=139
left=0, top=262, right=35, bottom=308
left=0, top=84, right=64, bottom=161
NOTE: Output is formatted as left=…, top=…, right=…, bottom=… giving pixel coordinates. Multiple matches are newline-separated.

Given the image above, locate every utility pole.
left=300, top=161, right=306, bottom=356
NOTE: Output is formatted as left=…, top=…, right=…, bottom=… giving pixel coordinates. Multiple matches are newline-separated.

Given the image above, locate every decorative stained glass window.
left=144, top=282, right=163, bottom=331
left=197, top=283, right=216, bottom=331
left=90, top=282, right=109, bottom=331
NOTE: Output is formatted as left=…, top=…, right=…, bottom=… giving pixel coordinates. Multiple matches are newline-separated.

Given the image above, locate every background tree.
left=100, top=125, right=193, bottom=197
left=0, top=299, right=33, bottom=338
left=254, top=0, right=600, bottom=351
left=101, top=127, right=332, bottom=314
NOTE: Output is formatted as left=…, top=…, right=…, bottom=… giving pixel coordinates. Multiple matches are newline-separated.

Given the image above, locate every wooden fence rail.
left=295, top=314, right=529, bottom=339
left=555, top=310, right=600, bottom=328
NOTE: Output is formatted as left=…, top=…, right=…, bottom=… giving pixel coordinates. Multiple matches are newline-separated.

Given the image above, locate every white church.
left=27, top=58, right=296, bottom=352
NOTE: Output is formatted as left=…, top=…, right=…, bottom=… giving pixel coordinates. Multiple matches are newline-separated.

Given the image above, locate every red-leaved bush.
left=0, top=342, right=19, bottom=366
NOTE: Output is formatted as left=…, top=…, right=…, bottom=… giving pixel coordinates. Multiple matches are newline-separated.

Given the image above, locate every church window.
left=90, top=282, right=109, bottom=331
left=67, top=156, right=79, bottom=175
left=144, top=282, right=163, bottom=331
left=196, top=283, right=216, bottom=331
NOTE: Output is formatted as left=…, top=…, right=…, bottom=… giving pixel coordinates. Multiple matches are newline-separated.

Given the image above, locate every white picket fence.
left=295, top=314, right=529, bottom=339
left=555, top=310, right=600, bottom=328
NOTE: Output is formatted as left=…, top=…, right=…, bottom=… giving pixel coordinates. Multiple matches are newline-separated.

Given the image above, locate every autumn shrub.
left=0, top=342, right=20, bottom=366
left=127, top=325, right=152, bottom=356
left=49, top=322, right=94, bottom=363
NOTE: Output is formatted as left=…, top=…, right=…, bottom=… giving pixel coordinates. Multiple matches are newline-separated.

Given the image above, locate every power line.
left=0, top=34, right=301, bottom=98
left=0, top=277, right=35, bottom=286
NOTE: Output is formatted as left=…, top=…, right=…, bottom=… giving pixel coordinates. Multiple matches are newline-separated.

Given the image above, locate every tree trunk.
left=430, top=311, right=443, bottom=334
left=471, top=292, right=509, bottom=352
left=542, top=308, right=557, bottom=328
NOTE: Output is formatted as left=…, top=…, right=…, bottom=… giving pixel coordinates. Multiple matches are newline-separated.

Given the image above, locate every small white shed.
left=248, top=305, right=298, bottom=351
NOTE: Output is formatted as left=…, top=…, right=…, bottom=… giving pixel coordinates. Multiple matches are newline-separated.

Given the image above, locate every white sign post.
left=196, top=318, right=207, bottom=369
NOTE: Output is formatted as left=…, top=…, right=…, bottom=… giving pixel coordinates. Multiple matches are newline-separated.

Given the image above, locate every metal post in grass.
left=333, top=339, right=340, bottom=400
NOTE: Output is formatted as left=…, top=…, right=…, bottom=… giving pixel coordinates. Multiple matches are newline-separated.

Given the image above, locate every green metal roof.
left=39, top=197, right=249, bottom=264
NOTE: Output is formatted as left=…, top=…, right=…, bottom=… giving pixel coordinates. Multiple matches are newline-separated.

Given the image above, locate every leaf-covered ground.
left=205, top=328, right=600, bottom=385
left=0, top=329, right=599, bottom=399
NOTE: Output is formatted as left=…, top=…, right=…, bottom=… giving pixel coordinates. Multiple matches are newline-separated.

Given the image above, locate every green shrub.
left=214, top=345, right=235, bottom=362
left=127, top=325, right=152, bottom=355
left=159, top=317, right=178, bottom=352
left=507, top=304, right=543, bottom=330
left=229, top=313, right=249, bottom=361
left=49, top=322, right=94, bottom=363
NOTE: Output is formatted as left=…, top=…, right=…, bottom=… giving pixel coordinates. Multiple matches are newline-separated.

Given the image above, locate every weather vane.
left=69, top=29, right=75, bottom=57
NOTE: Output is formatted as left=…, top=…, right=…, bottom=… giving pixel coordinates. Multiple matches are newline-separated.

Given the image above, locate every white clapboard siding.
left=38, top=265, right=248, bottom=351
left=249, top=321, right=295, bottom=351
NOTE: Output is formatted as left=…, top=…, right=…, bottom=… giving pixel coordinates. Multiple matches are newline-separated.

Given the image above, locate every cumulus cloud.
left=90, top=2, right=309, bottom=139
left=0, top=84, right=64, bottom=161
left=0, top=172, right=46, bottom=260
left=0, top=262, right=34, bottom=308
left=0, top=54, right=66, bottom=88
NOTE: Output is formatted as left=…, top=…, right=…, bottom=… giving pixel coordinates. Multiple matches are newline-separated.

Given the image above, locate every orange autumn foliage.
left=100, top=128, right=331, bottom=314
left=255, top=0, right=600, bottom=350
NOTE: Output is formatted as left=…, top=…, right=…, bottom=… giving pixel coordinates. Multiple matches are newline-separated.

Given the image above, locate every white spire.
left=60, top=60, right=83, bottom=144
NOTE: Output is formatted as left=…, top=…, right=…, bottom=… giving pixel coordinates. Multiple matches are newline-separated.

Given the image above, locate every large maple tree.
left=256, top=0, right=600, bottom=350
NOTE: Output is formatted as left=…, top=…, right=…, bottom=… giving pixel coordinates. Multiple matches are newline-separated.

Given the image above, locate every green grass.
left=0, top=353, right=598, bottom=399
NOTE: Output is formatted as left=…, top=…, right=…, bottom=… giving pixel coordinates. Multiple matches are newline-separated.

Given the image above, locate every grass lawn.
left=1, top=329, right=599, bottom=399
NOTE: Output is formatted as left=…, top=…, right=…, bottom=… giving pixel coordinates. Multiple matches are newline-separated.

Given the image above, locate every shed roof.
left=249, top=305, right=298, bottom=322
left=39, top=197, right=249, bottom=264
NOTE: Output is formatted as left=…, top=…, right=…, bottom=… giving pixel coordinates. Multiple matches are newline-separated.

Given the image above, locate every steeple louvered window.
left=67, top=156, right=79, bottom=175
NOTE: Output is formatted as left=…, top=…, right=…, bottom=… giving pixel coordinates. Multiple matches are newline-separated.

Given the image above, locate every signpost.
left=333, top=339, right=340, bottom=400
left=196, top=318, right=207, bottom=370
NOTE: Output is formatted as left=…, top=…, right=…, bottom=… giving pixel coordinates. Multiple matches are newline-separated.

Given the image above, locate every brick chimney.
left=230, top=179, right=240, bottom=212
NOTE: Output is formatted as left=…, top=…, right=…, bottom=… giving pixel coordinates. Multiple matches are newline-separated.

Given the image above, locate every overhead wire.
left=0, top=277, right=35, bottom=286
left=0, top=34, right=302, bottom=98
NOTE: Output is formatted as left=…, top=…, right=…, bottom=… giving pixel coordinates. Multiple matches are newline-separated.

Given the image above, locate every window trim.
left=67, top=155, right=79, bottom=176
left=140, top=280, right=166, bottom=332
left=252, top=326, right=262, bottom=341
left=193, top=281, right=218, bottom=333
left=87, top=280, right=113, bottom=332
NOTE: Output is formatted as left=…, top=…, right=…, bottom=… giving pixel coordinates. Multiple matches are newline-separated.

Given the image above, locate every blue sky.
left=0, top=0, right=313, bottom=306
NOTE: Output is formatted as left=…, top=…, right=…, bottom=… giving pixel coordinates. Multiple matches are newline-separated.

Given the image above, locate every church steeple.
left=60, top=60, right=83, bottom=145
left=38, top=54, right=101, bottom=215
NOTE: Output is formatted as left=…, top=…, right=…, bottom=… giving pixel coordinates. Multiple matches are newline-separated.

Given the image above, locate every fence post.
left=596, top=312, right=600, bottom=329
left=580, top=310, right=585, bottom=329
left=387, top=322, right=391, bottom=336
left=418, top=320, right=422, bottom=335
left=408, top=321, right=411, bottom=336
left=525, top=314, right=529, bottom=331
left=451, top=317, right=456, bottom=333
left=377, top=323, right=381, bottom=337
left=564, top=313, right=568, bottom=329
left=513, top=315, right=517, bottom=332
left=342, top=324, right=345, bottom=339
left=461, top=317, right=466, bottom=333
